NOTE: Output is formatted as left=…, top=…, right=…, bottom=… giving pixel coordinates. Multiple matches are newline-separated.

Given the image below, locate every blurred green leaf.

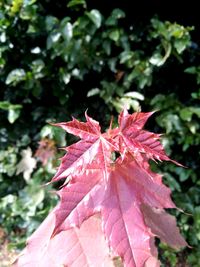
left=5, top=69, right=26, bottom=85
left=109, top=29, right=120, bottom=42
left=45, top=16, right=59, bottom=31
left=149, top=52, right=164, bottom=66
left=0, top=101, right=22, bottom=123
left=8, top=108, right=21, bottom=123
left=180, top=107, right=200, bottom=122
left=86, top=9, right=102, bottom=28
left=105, top=8, right=125, bottom=26
left=119, top=51, right=134, bottom=64
left=87, top=88, right=100, bottom=97
left=185, top=66, right=197, bottom=74
left=124, top=91, right=144, bottom=100
left=67, top=0, right=86, bottom=8
left=20, top=4, right=37, bottom=20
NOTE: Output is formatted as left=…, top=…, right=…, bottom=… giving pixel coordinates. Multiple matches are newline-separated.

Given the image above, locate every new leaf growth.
left=14, top=109, right=187, bottom=267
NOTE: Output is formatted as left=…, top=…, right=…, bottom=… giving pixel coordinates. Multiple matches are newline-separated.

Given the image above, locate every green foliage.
left=0, top=101, right=22, bottom=123
left=0, top=0, right=200, bottom=265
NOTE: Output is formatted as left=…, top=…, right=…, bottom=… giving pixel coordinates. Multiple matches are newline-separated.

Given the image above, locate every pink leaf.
left=141, top=204, right=188, bottom=249
left=50, top=159, right=177, bottom=267
left=52, top=169, right=103, bottom=236
left=118, top=109, right=182, bottom=166
left=118, top=109, right=155, bottom=131
left=15, top=110, right=187, bottom=267
left=52, top=113, right=117, bottom=182
left=13, top=215, right=114, bottom=267
left=144, top=257, right=160, bottom=267
left=53, top=113, right=101, bottom=140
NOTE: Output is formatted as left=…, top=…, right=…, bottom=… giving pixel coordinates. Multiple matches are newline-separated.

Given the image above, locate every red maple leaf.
left=14, top=110, right=187, bottom=267
left=51, top=112, right=118, bottom=182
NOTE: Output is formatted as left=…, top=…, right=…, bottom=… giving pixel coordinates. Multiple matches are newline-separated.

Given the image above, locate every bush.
left=0, top=0, right=200, bottom=265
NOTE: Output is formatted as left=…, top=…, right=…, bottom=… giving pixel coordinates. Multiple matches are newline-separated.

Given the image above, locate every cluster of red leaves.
left=14, top=110, right=187, bottom=267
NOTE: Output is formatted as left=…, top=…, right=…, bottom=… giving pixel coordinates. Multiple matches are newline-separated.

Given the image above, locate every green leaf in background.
left=10, top=0, right=23, bottom=15
left=86, top=9, right=102, bottom=28
left=8, top=108, right=21, bottom=123
left=180, top=107, right=200, bottom=122
left=109, top=29, right=120, bottom=42
left=0, top=101, right=22, bottom=123
left=149, top=52, right=164, bottom=66
left=184, top=66, right=197, bottom=74
left=67, top=0, right=86, bottom=9
left=5, top=69, right=26, bottom=85
left=45, top=16, right=59, bottom=31
left=105, top=8, right=125, bottom=26
left=119, top=51, right=134, bottom=64
left=20, top=3, right=38, bottom=20
left=87, top=88, right=100, bottom=97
